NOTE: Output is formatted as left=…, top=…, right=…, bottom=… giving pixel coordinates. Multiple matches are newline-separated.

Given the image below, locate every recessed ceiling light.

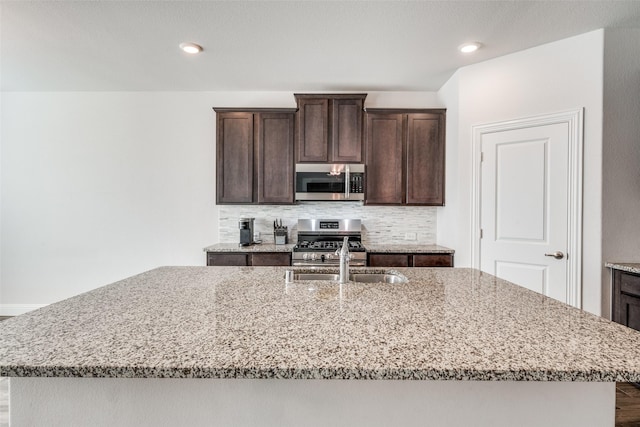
left=179, top=42, right=203, bottom=54
left=459, top=42, right=482, bottom=53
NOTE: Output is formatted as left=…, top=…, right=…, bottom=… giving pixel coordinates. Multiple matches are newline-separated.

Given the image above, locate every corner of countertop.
left=605, top=262, right=640, bottom=275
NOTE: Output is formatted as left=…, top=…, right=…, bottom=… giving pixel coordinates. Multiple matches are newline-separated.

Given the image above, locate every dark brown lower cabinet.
left=368, top=253, right=453, bottom=268
left=613, top=270, right=640, bottom=331
left=368, top=254, right=410, bottom=267
left=413, top=254, right=455, bottom=267
left=207, top=252, right=291, bottom=267
left=250, top=253, right=291, bottom=266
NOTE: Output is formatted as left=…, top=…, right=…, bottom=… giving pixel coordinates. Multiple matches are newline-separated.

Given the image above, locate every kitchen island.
left=2, top=266, right=640, bottom=426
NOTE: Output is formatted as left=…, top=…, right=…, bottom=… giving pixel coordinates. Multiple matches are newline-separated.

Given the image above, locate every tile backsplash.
left=218, top=202, right=436, bottom=245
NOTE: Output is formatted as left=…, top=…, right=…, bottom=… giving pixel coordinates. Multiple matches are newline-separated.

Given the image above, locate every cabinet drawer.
left=413, top=254, right=453, bottom=267
left=207, top=253, right=249, bottom=266
left=620, top=272, right=640, bottom=297
left=368, top=254, right=410, bottom=267
left=251, top=253, right=291, bottom=266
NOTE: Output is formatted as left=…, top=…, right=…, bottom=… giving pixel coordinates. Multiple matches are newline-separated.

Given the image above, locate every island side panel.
left=11, top=378, right=614, bottom=427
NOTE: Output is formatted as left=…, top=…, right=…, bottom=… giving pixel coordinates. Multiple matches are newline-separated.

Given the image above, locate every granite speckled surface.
left=2, top=266, right=640, bottom=381
left=365, top=244, right=454, bottom=254
left=203, top=243, right=295, bottom=253
left=204, top=243, right=454, bottom=254
left=605, top=262, right=640, bottom=275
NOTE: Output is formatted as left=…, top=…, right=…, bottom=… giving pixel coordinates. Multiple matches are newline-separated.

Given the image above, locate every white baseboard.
left=0, top=304, right=47, bottom=316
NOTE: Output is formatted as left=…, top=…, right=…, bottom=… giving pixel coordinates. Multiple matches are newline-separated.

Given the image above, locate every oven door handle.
left=345, top=165, right=350, bottom=199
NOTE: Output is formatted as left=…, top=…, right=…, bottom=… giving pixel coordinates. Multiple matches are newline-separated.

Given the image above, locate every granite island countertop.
left=2, top=266, right=640, bottom=381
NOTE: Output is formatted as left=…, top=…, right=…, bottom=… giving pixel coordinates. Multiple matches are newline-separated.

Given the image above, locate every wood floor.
left=0, top=377, right=7, bottom=427
left=0, top=314, right=639, bottom=425
left=616, top=382, right=640, bottom=426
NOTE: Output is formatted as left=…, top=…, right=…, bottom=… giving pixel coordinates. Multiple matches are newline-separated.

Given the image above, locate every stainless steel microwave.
left=295, top=164, right=364, bottom=201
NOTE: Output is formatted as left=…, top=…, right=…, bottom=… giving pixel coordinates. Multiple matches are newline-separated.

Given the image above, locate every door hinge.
left=481, top=152, right=484, bottom=162
left=480, top=229, right=483, bottom=239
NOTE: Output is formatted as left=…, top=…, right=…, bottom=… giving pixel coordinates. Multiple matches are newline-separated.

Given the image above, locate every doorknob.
left=544, top=251, right=565, bottom=260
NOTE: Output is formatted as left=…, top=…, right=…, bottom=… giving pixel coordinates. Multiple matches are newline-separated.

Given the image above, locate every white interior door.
left=480, top=122, right=570, bottom=303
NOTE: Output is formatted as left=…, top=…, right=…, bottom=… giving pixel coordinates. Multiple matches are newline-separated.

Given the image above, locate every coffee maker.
left=238, top=218, right=255, bottom=246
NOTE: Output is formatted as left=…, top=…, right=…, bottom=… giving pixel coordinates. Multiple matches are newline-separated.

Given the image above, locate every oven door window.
left=296, top=172, right=346, bottom=193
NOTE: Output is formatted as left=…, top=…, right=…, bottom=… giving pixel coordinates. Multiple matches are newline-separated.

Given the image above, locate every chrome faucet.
left=336, top=236, right=350, bottom=284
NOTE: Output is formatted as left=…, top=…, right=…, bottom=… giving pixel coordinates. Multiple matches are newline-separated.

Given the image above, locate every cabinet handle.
left=345, top=164, right=350, bottom=199
left=544, top=251, right=565, bottom=260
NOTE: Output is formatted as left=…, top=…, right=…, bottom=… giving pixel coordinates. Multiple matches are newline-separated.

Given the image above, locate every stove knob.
left=303, top=253, right=310, bottom=261
left=310, top=253, right=318, bottom=261
left=325, top=253, right=333, bottom=260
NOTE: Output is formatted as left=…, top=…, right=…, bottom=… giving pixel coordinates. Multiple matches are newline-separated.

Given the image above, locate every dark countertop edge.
left=605, top=262, right=640, bottom=274
left=1, top=367, right=636, bottom=382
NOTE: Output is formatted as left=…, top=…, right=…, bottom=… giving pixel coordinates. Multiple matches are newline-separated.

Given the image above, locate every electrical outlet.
left=405, top=232, right=417, bottom=241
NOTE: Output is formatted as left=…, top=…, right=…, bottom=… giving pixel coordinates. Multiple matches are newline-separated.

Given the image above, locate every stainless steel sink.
left=292, top=273, right=341, bottom=281
left=289, top=272, right=407, bottom=284
left=349, top=273, right=407, bottom=284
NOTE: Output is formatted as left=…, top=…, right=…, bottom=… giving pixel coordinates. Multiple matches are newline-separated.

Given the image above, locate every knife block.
left=274, top=229, right=288, bottom=245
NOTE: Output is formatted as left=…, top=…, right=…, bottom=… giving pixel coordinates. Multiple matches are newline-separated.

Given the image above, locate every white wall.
left=602, top=29, right=640, bottom=316
left=0, top=91, right=440, bottom=313
left=438, top=30, right=604, bottom=315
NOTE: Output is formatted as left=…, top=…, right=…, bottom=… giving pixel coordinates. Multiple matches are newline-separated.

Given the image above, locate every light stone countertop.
left=2, top=266, right=640, bottom=381
left=204, top=243, right=454, bottom=254
left=605, top=262, right=640, bottom=275
left=365, top=244, right=454, bottom=253
left=203, top=243, right=295, bottom=252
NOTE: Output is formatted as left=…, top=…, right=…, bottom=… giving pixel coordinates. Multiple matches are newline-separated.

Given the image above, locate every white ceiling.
left=3, top=0, right=640, bottom=92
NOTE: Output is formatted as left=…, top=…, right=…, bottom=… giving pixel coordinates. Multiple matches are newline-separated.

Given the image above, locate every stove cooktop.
left=294, top=240, right=366, bottom=252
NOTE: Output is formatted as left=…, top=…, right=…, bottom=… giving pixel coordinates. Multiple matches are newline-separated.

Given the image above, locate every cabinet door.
left=207, top=253, right=249, bottom=266
left=368, top=253, right=410, bottom=267
left=216, top=112, right=254, bottom=204
left=406, top=113, right=445, bottom=205
left=332, top=98, right=364, bottom=163
left=613, top=271, right=640, bottom=330
left=251, top=253, right=291, bottom=266
left=619, top=294, right=640, bottom=332
left=297, top=98, right=329, bottom=162
left=412, top=254, right=453, bottom=267
left=256, top=113, right=295, bottom=204
left=365, top=113, right=404, bottom=204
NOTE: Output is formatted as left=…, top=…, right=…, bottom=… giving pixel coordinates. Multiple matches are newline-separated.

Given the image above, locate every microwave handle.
left=345, top=165, right=350, bottom=199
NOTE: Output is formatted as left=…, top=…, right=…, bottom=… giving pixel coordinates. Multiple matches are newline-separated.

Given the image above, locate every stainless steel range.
left=292, top=219, right=366, bottom=267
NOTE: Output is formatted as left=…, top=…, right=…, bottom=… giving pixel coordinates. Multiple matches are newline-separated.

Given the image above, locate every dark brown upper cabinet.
left=365, top=109, right=446, bottom=206
left=294, top=94, right=367, bottom=163
left=215, top=108, right=296, bottom=205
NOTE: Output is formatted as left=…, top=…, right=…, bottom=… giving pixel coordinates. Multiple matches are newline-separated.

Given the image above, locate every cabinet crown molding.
left=294, top=93, right=367, bottom=101
left=213, top=107, right=297, bottom=113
